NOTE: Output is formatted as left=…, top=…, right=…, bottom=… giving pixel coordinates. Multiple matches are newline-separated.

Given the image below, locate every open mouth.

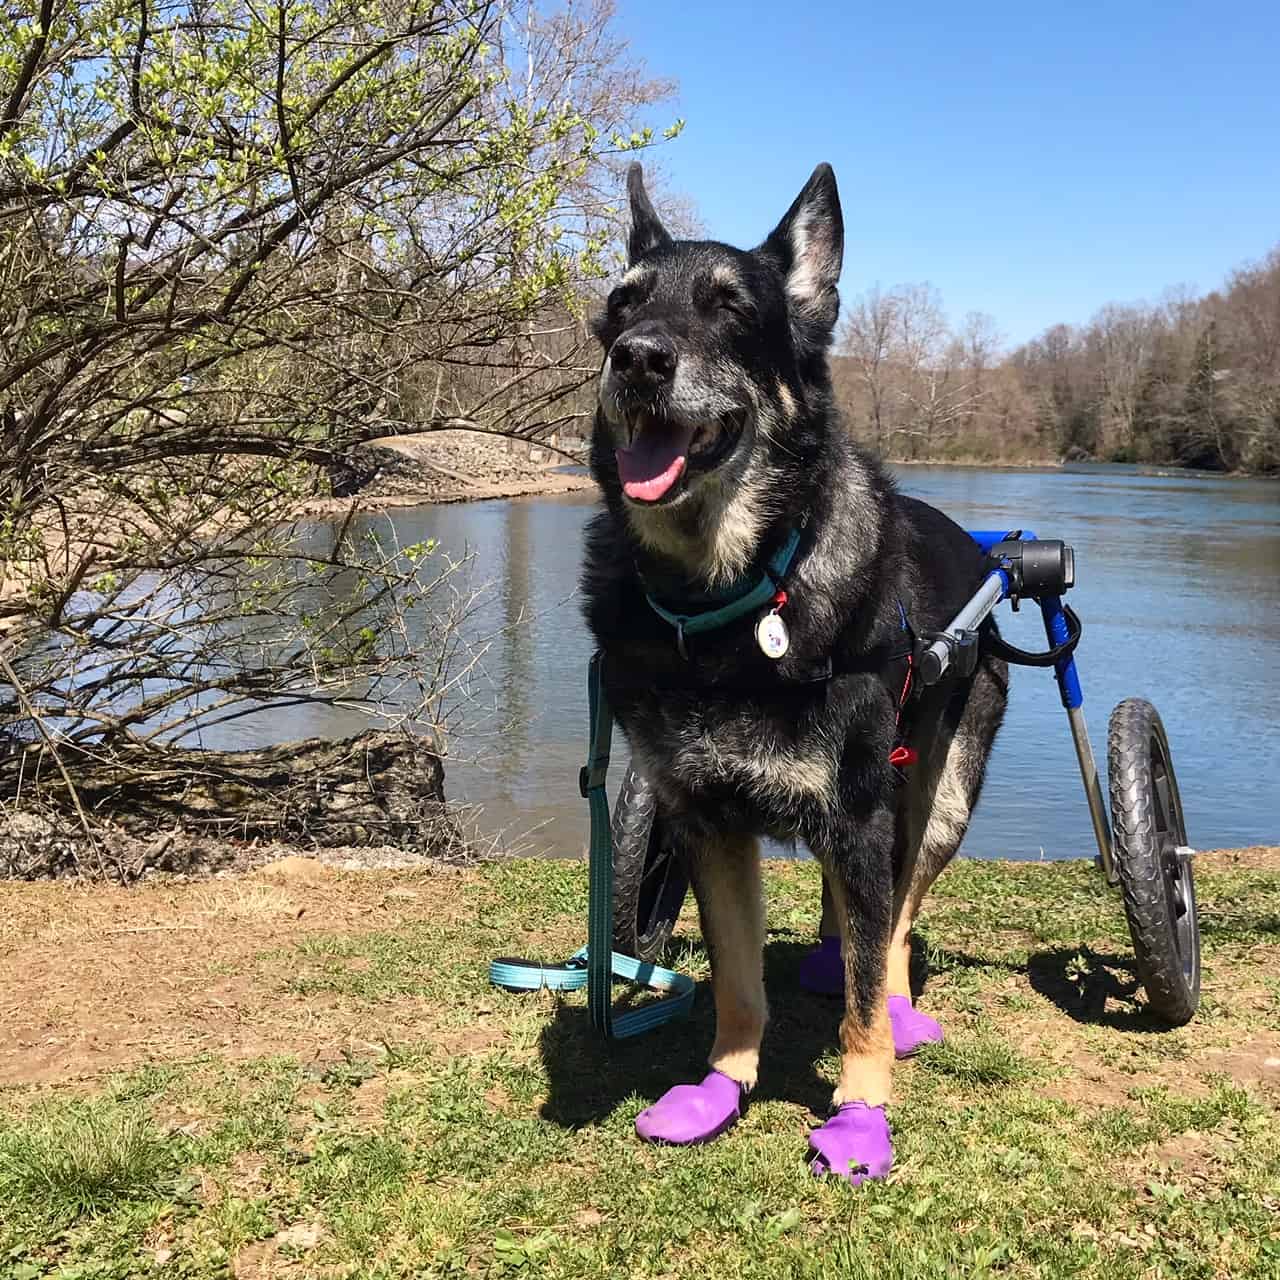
left=615, top=408, right=748, bottom=504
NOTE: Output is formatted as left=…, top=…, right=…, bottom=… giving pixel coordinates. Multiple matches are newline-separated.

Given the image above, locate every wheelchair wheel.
left=1107, top=698, right=1200, bottom=1024
left=611, top=763, right=690, bottom=962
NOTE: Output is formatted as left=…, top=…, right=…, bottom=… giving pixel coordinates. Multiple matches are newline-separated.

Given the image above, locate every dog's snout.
left=610, top=329, right=677, bottom=388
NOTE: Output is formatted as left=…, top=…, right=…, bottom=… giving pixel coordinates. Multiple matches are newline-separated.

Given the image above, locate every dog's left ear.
left=759, top=164, right=844, bottom=343
left=626, top=163, right=672, bottom=263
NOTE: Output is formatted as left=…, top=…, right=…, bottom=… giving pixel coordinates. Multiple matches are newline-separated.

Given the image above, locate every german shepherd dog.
left=581, top=163, right=1008, bottom=1182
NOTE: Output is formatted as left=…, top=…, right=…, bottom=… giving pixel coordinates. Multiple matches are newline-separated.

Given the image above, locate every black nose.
left=610, top=329, right=677, bottom=387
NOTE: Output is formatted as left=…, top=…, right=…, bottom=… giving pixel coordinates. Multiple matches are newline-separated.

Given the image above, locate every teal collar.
left=642, top=526, right=803, bottom=659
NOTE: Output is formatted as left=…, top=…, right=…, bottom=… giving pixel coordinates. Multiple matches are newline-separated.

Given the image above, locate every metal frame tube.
left=1039, top=594, right=1116, bottom=884
left=1067, top=704, right=1117, bottom=884
left=919, top=570, right=1007, bottom=682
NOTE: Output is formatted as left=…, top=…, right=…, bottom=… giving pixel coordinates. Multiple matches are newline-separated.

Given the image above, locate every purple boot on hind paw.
left=800, top=938, right=943, bottom=1058
left=798, top=935, right=844, bottom=996
left=809, top=1101, right=893, bottom=1184
left=635, top=1069, right=745, bottom=1146
left=887, top=994, right=943, bottom=1057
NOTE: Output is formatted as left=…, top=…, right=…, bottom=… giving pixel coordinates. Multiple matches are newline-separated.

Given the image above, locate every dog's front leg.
left=694, top=832, right=767, bottom=1086
left=808, top=806, right=896, bottom=1184
left=635, top=832, right=762, bottom=1147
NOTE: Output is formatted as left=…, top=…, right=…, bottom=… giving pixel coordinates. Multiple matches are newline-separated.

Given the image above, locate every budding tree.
left=0, top=0, right=677, bottom=822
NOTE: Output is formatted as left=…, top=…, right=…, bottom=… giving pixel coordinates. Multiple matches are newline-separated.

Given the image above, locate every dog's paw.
left=635, top=1070, right=743, bottom=1146
left=808, top=1102, right=893, bottom=1185
left=888, top=994, right=944, bottom=1058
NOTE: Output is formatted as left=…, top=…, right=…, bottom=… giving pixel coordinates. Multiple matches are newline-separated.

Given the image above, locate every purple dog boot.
left=888, top=994, right=943, bottom=1059
left=635, top=1069, right=744, bottom=1146
left=808, top=1102, right=893, bottom=1185
left=799, top=935, right=844, bottom=996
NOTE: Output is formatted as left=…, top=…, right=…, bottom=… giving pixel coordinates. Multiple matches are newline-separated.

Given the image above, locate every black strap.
left=983, top=604, right=1083, bottom=668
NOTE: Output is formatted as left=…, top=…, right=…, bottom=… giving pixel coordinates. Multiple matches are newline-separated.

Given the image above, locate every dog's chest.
left=626, top=698, right=840, bottom=817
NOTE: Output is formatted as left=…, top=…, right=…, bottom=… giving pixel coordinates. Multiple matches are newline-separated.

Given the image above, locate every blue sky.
left=614, top=0, right=1280, bottom=348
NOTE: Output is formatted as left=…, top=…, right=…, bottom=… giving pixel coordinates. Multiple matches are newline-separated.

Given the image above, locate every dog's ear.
left=759, top=163, right=844, bottom=343
left=626, top=163, right=672, bottom=263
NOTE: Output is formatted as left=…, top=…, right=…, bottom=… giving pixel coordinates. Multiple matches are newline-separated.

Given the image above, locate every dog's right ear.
left=626, top=164, right=672, bottom=263
left=759, top=163, right=844, bottom=347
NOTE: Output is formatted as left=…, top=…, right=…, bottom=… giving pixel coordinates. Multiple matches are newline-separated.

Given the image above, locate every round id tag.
left=755, top=609, right=790, bottom=660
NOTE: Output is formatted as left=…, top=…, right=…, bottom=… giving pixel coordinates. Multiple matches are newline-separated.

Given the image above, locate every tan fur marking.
left=825, top=876, right=894, bottom=1107
left=885, top=910, right=914, bottom=1000
left=627, top=461, right=772, bottom=586
left=835, top=1001, right=894, bottom=1107
left=750, top=752, right=833, bottom=804
left=710, top=263, right=742, bottom=290
left=669, top=735, right=834, bottom=809
left=775, top=380, right=798, bottom=421
left=697, top=835, right=767, bottom=1087
left=620, top=264, right=653, bottom=289
left=920, top=733, right=974, bottom=855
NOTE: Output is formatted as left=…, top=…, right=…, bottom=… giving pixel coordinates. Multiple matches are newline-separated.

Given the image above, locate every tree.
left=838, top=285, right=901, bottom=454
left=0, top=0, right=677, bottom=839
left=1089, top=303, right=1160, bottom=461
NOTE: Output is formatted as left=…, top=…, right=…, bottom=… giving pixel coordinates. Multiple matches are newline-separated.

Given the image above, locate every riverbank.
left=296, top=430, right=593, bottom=517
left=1, top=849, right=1275, bottom=1276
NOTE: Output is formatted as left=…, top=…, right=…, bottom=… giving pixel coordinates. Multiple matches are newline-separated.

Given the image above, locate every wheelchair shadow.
left=538, top=932, right=847, bottom=1129
left=1025, top=945, right=1178, bottom=1033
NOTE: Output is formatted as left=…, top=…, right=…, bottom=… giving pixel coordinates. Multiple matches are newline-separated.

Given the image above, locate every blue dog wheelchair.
left=605, top=530, right=1201, bottom=1027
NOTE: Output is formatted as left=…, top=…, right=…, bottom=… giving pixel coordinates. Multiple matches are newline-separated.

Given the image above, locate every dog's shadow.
left=538, top=930, right=918, bottom=1129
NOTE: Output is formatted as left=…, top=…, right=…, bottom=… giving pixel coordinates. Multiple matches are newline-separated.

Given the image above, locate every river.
left=209, top=464, right=1279, bottom=861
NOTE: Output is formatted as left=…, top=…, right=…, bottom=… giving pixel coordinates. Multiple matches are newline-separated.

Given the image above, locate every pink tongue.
left=616, top=425, right=695, bottom=502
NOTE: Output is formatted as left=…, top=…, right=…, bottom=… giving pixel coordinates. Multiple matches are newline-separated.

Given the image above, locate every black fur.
left=581, top=164, right=1007, bottom=1078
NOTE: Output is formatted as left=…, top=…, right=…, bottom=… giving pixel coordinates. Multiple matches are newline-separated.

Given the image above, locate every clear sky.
left=614, top=0, right=1280, bottom=348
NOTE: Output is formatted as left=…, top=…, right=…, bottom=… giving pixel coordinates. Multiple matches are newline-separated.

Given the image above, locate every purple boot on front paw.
left=888, top=994, right=943, bottom=1058
left=808, top=1101, right=893, bottom=1184
left=799, top=935, right=844, bottom=996
left=635, top=1069, right=744, bottom=1146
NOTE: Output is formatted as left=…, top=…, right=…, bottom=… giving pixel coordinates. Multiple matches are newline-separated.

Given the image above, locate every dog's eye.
left=716, top=292, right=752, bottom=322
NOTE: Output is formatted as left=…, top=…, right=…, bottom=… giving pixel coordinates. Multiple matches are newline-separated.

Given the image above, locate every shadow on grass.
left=537, top=932, right=1188, bottom=1129
left=538, top=933, right=851, bottom=1129
left=1026, top=945, right=1177, bottom=1033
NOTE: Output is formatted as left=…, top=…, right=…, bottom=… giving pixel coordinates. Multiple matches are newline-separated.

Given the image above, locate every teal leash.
left=487, top=651, right=695, bottom=1039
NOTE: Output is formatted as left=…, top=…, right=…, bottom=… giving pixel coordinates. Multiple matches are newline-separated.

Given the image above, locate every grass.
left=0, top=852, right=1278, bottom=1278
left=0, top=1099, right=178, bottom=1223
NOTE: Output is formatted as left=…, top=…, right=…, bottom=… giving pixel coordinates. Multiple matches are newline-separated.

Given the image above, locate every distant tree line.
left=835, top=247, right=1280, bottom=474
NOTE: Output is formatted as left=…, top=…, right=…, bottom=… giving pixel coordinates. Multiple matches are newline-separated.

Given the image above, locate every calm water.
left=209, top=465, right=1279, bottom=860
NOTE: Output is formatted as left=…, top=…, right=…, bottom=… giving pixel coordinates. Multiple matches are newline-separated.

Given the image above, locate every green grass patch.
left=0, top=1098, right=179, bottom=1226
left=916, top=1028, right=1034, bottom=1087
left=1, top=854, right=1277, bottom=1278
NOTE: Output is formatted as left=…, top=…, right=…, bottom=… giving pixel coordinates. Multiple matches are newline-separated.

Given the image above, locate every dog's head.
left=591, top=163, right=844, bottom=577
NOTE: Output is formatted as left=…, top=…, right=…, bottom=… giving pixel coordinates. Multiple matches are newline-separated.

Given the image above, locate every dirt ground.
left=0, top=855, right=488, bottom=1087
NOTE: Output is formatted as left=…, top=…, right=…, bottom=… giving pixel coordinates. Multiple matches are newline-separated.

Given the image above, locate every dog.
left=580, top=162, right=1008, bottom=1182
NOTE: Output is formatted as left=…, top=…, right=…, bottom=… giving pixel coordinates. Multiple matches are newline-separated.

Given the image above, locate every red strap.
left=896, top=656, right=914, bottom=716
left=888, top=745, right=918, bottom=768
